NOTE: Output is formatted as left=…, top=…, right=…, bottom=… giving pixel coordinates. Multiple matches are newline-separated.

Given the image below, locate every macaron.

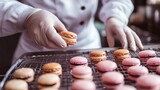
left=136, top=74, right=160, bottom=90
left=113, top=49, right=131, bottom=61
left=71, top=66, right=93, bottom=80
left=37, top=73, right=60, bottom=90
left=13, top=67, right=35, bottom=83
left=115, top=85, right=137, bottom=90
left=4, top=79, right=28, bottom=90
left=42, top=62, right=62, bottom=75
left=71, top=80, right=96, bottom=90
left=156, top=66, right=160, bottom=75
left=138, top=50, right=157, bottom=62
left=96, top=60, right=117, bottom=73
left=69, top=56, right=88, bottom=68
left=101, top=72, right=124, bottom=89
left=147, top=57, right=160, bottom=69
left=127, top=66, right=148, bottom=81
left=60, top=31, right=77, bottom=45
left=90, top=50, right=107, bottom=63
left=122, top=58, right=140, bottom=69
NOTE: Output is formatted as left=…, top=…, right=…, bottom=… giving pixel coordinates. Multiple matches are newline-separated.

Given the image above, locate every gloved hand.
left=105, top=18, right=143, bottom=51
left=24, top=10, right=67, bottom=49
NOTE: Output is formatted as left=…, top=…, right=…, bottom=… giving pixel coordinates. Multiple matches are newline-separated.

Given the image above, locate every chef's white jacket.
left=0, top=0, right=133, bottom=64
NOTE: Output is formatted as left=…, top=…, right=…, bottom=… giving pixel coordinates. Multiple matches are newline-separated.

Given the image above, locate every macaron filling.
left=16, top=76, right=31, bottom=80
left=129, top=74, right=140, bottom=78
left=91, top=56, right=106, bottom=59
left=70, top=62, right=87, bottom=66
left=61, top=36, right=76, bottom=41
left=104, top=82, right=122, bottom=86
left=72, top=73, right=92, bottom=79
left=39, top=83, right=57, bottom=87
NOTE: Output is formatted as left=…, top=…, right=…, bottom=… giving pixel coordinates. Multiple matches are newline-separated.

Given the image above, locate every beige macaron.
left=37, top=73, right=61, bottom=90
left=42, top=62, right=62, bottom=75
left=60, top=31, right=77, bottom=45
left=13, top=68, right=35, bottom=83
left=4, top=79, right=28, bottom=90
left=90, top=50, right=107, bottom=63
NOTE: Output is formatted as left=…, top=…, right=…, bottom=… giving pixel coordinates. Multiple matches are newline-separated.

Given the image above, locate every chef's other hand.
left=105, top=18, right=143, bottom=51
left=24, top=10, right=67, bottom=49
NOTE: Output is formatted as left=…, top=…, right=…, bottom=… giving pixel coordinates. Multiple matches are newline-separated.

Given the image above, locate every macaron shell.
left=138, top=50, right=157, bottom=61
left=13, top=68, right=35, bottom=83
left=115, top=85, right=137, bottom=90
left=71, top=80, right=96, bottom=90
left=90, top=50, right=107, bottom=63
left=147, top=57, right=160, bottom=69
left=101, top=72, right=124, bottom=84
left=71, top=66, right=92, bottom=79
left=4, top=79, right=28, bottom=90
left=70, top=56, right=88, bottom=68
left=156, top=66, right=160, bottom=74
left=136, top=74, right=160, bottom=88
left=60, top=31, right=77, bottom=45
left=42, top=62, right=62, bottom=75
left=127, top=66, right=148, bottom=76
left=37, top=73, right=60, bottom=89
left=96, top=60, right=117, bottom=72
left=122, top=58, right=140, bottom=66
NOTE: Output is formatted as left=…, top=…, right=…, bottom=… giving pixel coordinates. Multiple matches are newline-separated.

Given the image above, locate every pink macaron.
left=101, top=72, right=124, bottom=89
left=122, top=58, right=140, bottom=69
left=147, top=57, right=160, bottom=70
left=69, top=56, right=88, bottom=68
left=96, top=60, right=117, bottom=73
left=71, top=66, right=93, bottom=80
left=156, top=66, right=160, bottom=75
left=115, top=85, right=137, bottom=90
left=71, top=80, right=96, bottom=90
left=127, top=66, right=148, bottom=81
left=136, top=74, right=160, bottom=90
left=138, top=50, right=157, bottom=62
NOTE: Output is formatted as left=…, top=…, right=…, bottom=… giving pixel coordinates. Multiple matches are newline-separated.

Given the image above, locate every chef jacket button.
left=80, top=21, right=84, bottom=25
left=81, top=6, right=85, bottom=10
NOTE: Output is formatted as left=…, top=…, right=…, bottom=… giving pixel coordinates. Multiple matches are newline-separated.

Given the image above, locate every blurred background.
left=1, top=0, right=160, bottom=76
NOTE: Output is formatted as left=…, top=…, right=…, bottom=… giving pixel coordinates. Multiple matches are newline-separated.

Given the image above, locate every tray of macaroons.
left=1, top=46, right=160, bottom=90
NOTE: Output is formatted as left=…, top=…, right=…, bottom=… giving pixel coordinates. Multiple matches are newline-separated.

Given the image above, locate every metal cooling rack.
left=1, top=45, right=160, bottom=90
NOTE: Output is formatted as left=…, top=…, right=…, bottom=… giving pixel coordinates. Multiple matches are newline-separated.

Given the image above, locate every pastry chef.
left=0, top=0, right=143, bottom=64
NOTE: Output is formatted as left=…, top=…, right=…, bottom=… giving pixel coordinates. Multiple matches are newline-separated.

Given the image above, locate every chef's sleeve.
left=0, top=0, right=35, bottom=37
left=99, top=0, right=134, bottom=25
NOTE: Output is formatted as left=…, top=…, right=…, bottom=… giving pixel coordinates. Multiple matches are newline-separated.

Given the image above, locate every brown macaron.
left=60, top=31, right=77, bottom=45
left=4, top=79, right=28, bottom=90
left=37, top=73, right=60, bottom=90
left=113, top=49, right=131, bottom=61
left=90, top=50, right=107, bottom=64
left=13, top=68, right=35, bottom=83
left=42, top=62, right=62, bottom=75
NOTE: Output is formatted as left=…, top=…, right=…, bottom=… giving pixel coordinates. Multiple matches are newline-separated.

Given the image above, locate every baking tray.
left=1, top=45, right=160, bottom=90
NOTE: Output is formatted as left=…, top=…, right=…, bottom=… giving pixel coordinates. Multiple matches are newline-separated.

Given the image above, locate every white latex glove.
left=24, top=10, right=67, bottom=49
left=105, top=18, right=143, bottom=51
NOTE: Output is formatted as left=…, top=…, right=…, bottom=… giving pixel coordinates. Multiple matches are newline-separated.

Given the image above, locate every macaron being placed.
left=13, top=67, right=35, bottom=83
left=90, top=50, right=107, bottom=63
left=113, top=49, right=131, bottom=61
left=60, top=31, right=77, bottom=45
left=42, top=62, right=62, bottom=75
left=4, top=79, right=28, bottom=90
left=101, top=72, right=124, bottom=89
left=71, top=80, right=96, bottom=90
left=71, top=66, right=93, bottom=80
left=69, top=56, right=88, bottom=68
left=127, top=66, right=148, bottom=81
left=136, top=74, right=160, bottom=90
left=115, top=85, right=137, bottom=90
left=122, top=58, right=140, bottom=69
left=96, top=60, right=117, bottom=73
left=147, top=57, right=160, bottom=69
left=138, top=50, right=157, bottom=62
left=37, top=73, right=60, bottom=90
